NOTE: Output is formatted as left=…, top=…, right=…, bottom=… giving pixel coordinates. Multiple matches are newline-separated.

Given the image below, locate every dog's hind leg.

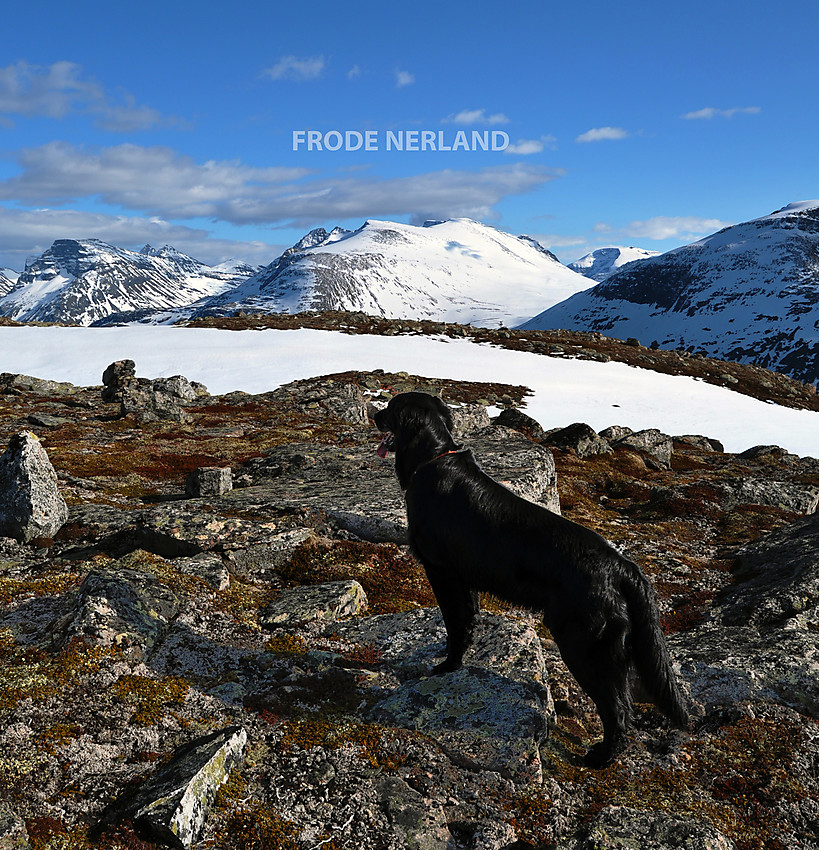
left=424, top=566, right=479, bottom=674
left=553, top=620, right=633, bottom=768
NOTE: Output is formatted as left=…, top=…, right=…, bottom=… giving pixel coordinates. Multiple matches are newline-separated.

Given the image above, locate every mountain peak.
left=197, top=216, right=591, bottom=327
left=568, top=246, right=660, bottom=283
left=524, top=203, right=819, bottom=385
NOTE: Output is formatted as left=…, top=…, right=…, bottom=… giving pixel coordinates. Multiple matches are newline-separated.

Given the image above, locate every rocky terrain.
left=0, top=324, right=817, bottom=849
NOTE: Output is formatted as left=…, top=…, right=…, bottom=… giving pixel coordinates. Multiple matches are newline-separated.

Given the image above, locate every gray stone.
left=616, top=428, right=673, bottom=468
left=0, top=372, right=78, bottom=397
left=562, top=805, right=737, bottom=849
left=672, top=515, right=819, bottom=714
left=599, top=425, right=634, bottom=442
left=471, top=820, right=518, bottom=850
left=718, top=478, right=819, bottom=515
left=376, top=776, right=450, bottom=850
left=121, top=383, right=191, bottom=424
left=544, top=422, right=613, bottom=457
left=26, top=413, right=72, bottom=428
left=259, top=580, right=368, bottom=630
left=0, top=803, right=29, bottom=850
left=100, top=726, right=247, bottom=849
left=495, top=407, right=548, bottom=442
left=54, top=551, right=180, bottom=660
left=674, top=434, right=725, bottom=452
left=174, top=552, right=230, bottom=590
left=338, top=609, right=553, bottom=783
left=101, top=359, right=136, bottom=402
left=449, top=402, right=491, bottom=436
left=185, top=467, right=233, bottom=498
left=0, top=431, right=68, bottom=542
left=471, top=425, right=561, bottom=514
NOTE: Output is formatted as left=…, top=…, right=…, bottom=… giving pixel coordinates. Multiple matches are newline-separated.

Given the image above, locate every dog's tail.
left=620, top=560, right=689, bottom=730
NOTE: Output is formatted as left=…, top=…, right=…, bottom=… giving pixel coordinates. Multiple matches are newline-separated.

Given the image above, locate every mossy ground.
left=0, top=352, right=817, bottom=847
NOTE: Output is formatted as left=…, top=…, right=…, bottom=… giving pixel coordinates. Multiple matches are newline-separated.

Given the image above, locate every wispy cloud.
left=0, top=206, right=284, bottom=269
left=347, top=65, right=362, bottom=80
left=443, top=108, right=510, bottom=125
left=0, top=60, right=170, bottom=131
left=395, top=69, right=415, bottom=88
left=264, top=55, right=326, bottom=81
left=622, top=215, right=731, bottom=241
left=0, top=142, right=559, bottom=228
left=504, top=135, right=557, bottom=155
left=575, top=126, right=630, bottom=143
left=682, top=106, right=761, bottom=120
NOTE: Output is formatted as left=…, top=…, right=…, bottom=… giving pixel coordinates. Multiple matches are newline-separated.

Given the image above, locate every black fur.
left=374, top=391, right=689, bottom=768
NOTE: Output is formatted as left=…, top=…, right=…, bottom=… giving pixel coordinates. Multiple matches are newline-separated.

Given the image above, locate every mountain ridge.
left=0, top=238, right=258, bottom=326
left=522, top=201, right=819, bottom=384
left=195, top=217, right=593, bottom=328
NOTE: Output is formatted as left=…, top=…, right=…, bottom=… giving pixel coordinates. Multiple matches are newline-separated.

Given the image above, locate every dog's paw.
left=431, top=658, right=462, bottom=675
left=583, top=736, right=627, bottom=769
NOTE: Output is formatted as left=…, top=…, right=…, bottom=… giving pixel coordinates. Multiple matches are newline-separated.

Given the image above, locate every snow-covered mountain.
left=0, top=267, right=18, bottom=297
left=0, top=240, right=256, bottom=326
left=196, top=218, right=592, bottom=328
left=523, top=201, right=819, bottom=385
left=568, top=246, right=660, bottom=282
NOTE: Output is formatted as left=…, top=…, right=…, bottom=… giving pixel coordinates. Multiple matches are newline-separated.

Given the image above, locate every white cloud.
left=575, top=126, right=630, bottom=143
left=682, top=106, right=761, bottom=120
left=504, top=135, right=557, bottom=155
left=264, top=55, right=326, bottom=81
left=0, top=205, right=284, bottom=269
left=347, top=65, right=362, bottom=80
left=0, top=142, right=559, bottom=229
left=444, top=109, right=510, bottom=125
left=395, top=70, right=415, bottom=87
left=622, top=215, right=731, bottom=241
left=0, top=60, right=169, bottom=131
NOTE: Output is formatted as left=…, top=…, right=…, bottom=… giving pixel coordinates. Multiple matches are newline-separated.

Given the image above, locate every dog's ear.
left=433, top=395, right=454, bottom=434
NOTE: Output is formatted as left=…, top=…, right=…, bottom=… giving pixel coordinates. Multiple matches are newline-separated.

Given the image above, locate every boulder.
left=449, top=402, right=491, bottom=436
left=53, top=550, right=180, bottom=660
left=259, top=580, right=368, bottom=630
left=599, top=425, right=633, bottom=442
left=718, top=478, right=819, bottom=515
left=495, top=407, right=547, bottom=442
left=97, top=726, right=247, bottom=849
left=616, top=428, right=673, bottom=468
left=544, top=422, right=612, bottom=457
left=0, top=431, right=68, bottom=542
left=101, top=359, right=136, bottom=402
left=185, top=467, right=233, bottom=498
left=672, top=514, right=819, bottom=714
left=337, top=608, right=554, bottom=783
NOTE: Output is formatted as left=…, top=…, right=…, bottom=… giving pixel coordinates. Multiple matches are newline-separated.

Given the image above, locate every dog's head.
left=373, top=391, right=454, bottom=458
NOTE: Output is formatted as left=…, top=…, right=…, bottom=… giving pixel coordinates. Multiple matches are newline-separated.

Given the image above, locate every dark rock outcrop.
left=0, top=431, right=68, bottom=542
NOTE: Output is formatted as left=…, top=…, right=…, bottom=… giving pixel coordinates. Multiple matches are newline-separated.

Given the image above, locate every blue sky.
left=1, top=0, right=817, bottom=270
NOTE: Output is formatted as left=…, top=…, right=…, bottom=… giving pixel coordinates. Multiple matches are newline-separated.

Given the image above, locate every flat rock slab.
left=558, top=805, right=737, bottom=850
left=259, top=580, right=368, bottom=630
left=334, top=608, right=553, bottom=783
left=98, top=726, right=247, bottom=849
left=54, top=551, right=180, bottom=660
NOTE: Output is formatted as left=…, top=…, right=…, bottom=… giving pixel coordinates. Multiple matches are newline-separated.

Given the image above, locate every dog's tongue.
left=376, top=432, right=393, bottom=459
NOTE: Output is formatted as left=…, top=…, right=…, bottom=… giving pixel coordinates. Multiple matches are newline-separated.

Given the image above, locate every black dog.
left=374, top=391, right=689, bottom=767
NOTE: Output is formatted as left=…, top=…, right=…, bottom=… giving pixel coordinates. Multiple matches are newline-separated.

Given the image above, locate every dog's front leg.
left=424, top=567, right=479, bottom=674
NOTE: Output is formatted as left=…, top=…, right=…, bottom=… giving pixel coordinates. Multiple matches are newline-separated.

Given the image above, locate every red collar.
left=408, top=448, right=465, bottom=485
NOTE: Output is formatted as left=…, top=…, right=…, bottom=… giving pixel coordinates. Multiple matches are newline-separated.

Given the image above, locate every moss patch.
left=278, top=538, right=435, bottom=614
